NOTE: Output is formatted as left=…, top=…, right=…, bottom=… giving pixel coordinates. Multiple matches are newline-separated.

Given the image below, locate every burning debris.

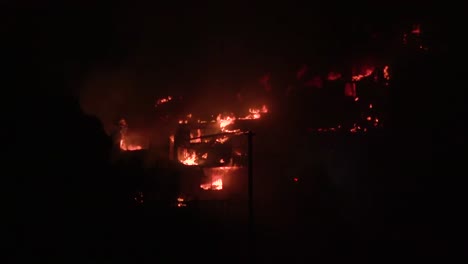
left=114, top=58, right=393, bottom=201
left=402, top=23, right=428, bottom=51
left=352, top=67, right=375, bottom=82
left=155, top=96, right=173, bottom=107
left=114, top=118, right=143, bottom=151
left=241, top=105, right=268, bottom=120
left=161, top=62, right=391, bottom=178
left=163, top=104, right=270, bottom=193
left=301, top=65, right=390, bottom=134
left=120, top=139, right=142, bottom=151
left=117, top=23, right=429, bottom=201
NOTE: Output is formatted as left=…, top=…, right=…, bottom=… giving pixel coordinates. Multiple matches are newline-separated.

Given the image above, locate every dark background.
left=4, top=1, right=464, bottom=263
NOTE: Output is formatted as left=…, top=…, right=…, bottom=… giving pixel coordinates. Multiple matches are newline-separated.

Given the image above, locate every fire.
left=190, top=129, right=202, bottom=143
left=352, top=67, right=374, bottom=81
left=199, top=167, right=236, bottom=191
left=349, top=123, right=361, bottom=133
left=200, top=177, right=223, bottom=190
left=174, top=105, right=270, bottom=167
left=216, top=114, right=236, bottom=131
left=241, top=105, right=268, bottom=120
left=383, top=65, right=390, bottom=80
left=116, top=118, right=144, bottom=151
left=155, top=96, right=172, bottom=107
left=215, top=136, right=230, bottom=144
left=120, top=139, right=142, bottom=151
left=177, top=197, right=187, bottom=207
left=180, top=149, right=198, bottom=165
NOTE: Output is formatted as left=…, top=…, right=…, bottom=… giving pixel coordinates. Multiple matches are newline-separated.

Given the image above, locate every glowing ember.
left=344, top=83, right=357, bottom=97
left=411, top=24, right=421, bottom=35
left=383, top=65, right=390, bottom=81
left=133, top=191, right=144, bottom=204
left=352, top=67, right=374, bottom=81
left=176, top=197, right=187, bottom=207
left=327, top=72, right=342, bottom=81
left=155, top=96, right=172, bottom=107
left=350, top=123, right=361, bottom=133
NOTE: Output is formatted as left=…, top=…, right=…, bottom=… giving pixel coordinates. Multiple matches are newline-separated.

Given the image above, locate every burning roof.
left=117, top=22, right=434, bottom=156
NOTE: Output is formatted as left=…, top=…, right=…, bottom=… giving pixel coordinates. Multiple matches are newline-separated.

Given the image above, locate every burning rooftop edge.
left=113, top=53, right=406, bottom=195
left=118, top=62, right=392, bottom=155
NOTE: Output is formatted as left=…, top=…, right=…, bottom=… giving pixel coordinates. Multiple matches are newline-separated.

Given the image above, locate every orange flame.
left=120, top=139, right=142, bottom=151
left=241, top=105, right=268, bottom=120
left=383, top=65, right=390, bottom=80
left=180, top=149, right=198, bottom=165
left=216, top=114, right=236, bottom=131
left=352, top=67, right=374, bottom=81
left=200, top=177, right=223, bottom=190
left=155, top=96, right=172, bottom=107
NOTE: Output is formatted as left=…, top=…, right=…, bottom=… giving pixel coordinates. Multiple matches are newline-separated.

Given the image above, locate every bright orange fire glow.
left=217, top=114, right=236, bottom=131
left=383, top=65, right=390, bottom=80
left=215, top=137, right=230, bottom=144
left=352, top=68, right=374, bottom=81
left=200, top=177, right=223, bottom=190
left=241, top=105, right=268, bottom=120
left=155, top=96, right=172, bottom=107
left=180, top=149, right=198, bottom=165
left=176, top=197, right=187, bottom=207
left=200, top=167, right=237, bottom=191
left=120, top=139, right=142, bottom=151
left=190, top=129, right=202, bottom=143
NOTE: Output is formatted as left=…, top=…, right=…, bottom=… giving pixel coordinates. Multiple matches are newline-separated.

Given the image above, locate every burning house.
left=111, top=61, right=393, bottom=208
left=168, top=105, right=269, bottom=204
left=110, top=22, right=433, bottom=209
left=112, top=63, right=392, bottom=207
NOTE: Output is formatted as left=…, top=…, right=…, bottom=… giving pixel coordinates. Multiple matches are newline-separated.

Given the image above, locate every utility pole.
left=186, top=130, right=255, bottom=261
left=247, top=130, right=255, bottom=262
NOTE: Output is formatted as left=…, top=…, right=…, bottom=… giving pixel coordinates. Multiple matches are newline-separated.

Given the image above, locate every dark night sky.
left=5, top=3, right=466, bottom=263
left=3, top=1, right=447, bottom=130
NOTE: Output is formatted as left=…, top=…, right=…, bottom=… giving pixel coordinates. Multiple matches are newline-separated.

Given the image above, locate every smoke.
left=79, top=66, right=137, bottom=134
